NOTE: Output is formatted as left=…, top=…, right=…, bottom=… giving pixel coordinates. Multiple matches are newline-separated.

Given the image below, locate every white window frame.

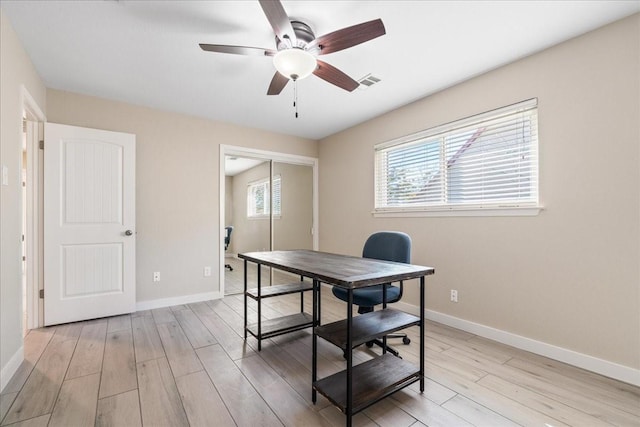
left=247, top=175, right=281, bottom=219
left=373, top=99, right=542, bottom=217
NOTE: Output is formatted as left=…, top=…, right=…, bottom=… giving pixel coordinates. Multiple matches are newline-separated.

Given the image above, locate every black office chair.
left=332, top=231, right=412, bottom=357
left=224, top=226, right=234, bottom=271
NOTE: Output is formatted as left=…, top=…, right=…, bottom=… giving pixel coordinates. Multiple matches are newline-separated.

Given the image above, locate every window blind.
left=272, top=175, right=281, bottom=215
left=247, top=175, right=281, bottom=217
left=375, top=99, right=538, bottom=212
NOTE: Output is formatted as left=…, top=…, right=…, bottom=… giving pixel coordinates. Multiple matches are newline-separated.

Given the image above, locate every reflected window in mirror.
left=247, top=175, right=281, bottom=218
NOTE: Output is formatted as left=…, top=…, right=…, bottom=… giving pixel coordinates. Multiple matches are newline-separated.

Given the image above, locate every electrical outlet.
left=450, top=289, right=458, bottom=303
left=153, top=272, right=161, bottom=282
left=204, top=266, right=211, bottom=277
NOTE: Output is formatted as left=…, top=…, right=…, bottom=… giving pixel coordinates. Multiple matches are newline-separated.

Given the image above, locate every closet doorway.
left=220, top=146, right=318, bottom=296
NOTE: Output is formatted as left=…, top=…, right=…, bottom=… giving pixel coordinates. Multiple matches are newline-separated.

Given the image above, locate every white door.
left=44, top=123, right=135, bottom=326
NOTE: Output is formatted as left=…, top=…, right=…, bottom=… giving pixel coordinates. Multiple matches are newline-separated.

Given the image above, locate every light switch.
left=2, top=165, right=8, bottom=186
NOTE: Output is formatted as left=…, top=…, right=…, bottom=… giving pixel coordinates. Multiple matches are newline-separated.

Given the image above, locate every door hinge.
left=22, top=256, right=26, bottom=261
left=39, top=289, right=44, bottom=299
left=22, top=234, right=25, bottom=242
left=22, top=119, right=27, bottom=133
left=39, top=140, right=44, bottom=150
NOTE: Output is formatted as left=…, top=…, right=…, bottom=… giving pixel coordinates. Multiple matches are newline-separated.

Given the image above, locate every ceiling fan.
left=199, top=0, right=386, bottom=95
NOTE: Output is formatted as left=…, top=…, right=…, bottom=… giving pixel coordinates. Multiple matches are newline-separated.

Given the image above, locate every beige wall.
left=230, top=161, right=314, bottom=256
left=319, top=14, right=639, bottom=371
left=46, top=90, right=317, bottom=304
left=0, top=9, right=47, bottom=387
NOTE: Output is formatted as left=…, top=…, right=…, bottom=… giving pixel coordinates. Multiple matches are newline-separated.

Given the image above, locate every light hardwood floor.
left=224, top=256, right=250, bottom=296
left=1, top=285, right=638, bottom=426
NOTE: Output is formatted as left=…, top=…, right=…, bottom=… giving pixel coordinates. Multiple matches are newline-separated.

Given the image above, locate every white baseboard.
left=1, top=345, right=24, bottom=393
left=136, top=291, right=223, bottom=312
left=394, top=301, right=640, bottom=387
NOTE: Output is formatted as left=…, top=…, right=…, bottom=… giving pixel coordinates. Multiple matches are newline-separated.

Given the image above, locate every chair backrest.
left=362, top=231, right=411, bottom=264
left=225, top=226, right=233, bottom=249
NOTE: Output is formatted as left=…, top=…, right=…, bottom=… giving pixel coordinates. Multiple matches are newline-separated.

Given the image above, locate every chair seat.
left=332, top=284, right=401, bottom=309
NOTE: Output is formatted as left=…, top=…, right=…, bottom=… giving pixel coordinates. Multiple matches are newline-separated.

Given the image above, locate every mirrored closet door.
left=222, top=153, right=316, bottom=296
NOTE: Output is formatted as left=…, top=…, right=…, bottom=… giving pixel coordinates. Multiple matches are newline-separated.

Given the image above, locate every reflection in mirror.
left=223, top=156, right=314, bottom=295
left=273, top=162, right=313, bottom=252
left=224, top=156, right=271, bottom=295
left=269, top=162, right=314, bottom=289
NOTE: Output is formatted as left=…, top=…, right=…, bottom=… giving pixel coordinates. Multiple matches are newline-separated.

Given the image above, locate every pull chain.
left=293, top=79, right=299, bottom=118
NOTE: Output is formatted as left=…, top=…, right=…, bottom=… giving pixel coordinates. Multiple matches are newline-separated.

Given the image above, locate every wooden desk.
left=239, top=250, right=435, bottom=427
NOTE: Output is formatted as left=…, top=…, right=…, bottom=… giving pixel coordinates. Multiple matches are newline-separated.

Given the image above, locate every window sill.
left=372, top=206, right=543, bottom=218
left=248, top=215, right=282, bottom=220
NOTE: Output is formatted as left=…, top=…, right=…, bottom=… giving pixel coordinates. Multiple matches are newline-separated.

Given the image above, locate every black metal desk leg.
left=243, top=259, right=248, bottom=339
left=312, top=279, right=318, bottom=403
left=346, top=289, right=353, bottom=427
left=420, top=276, right=425, bottom=392
left=257, top=263, right=262, bottom=351
left=300, top=278, right=304, bottom=313
left=382, top=284, right=388, bottom=355
left=317, top=281, right=322, bottom=325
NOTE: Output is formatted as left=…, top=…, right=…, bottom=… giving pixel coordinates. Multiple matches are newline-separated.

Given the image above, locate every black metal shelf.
left=313, top=353, right=420, bottom=414
left=242, top=264, right=315, bottom=351
left=246, top=312, right=314, bottom=340
left=246, top=281, right=313, bottom=300
left=315, top=308, right=419, bottom=350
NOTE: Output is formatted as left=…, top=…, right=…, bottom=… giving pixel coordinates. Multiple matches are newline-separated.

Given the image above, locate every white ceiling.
left=225, top=156, right=265, bottom=176
left=2, top=1, right=638, bottom=140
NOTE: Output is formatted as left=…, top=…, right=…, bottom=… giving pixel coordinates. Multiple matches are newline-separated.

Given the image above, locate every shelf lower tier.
left=246, top=312, right=314, bottom=339
left=313, top=353, right=420, bottom=414
left=246, top=281, right=313, bottom=300
left=315, top=308, right=420, bottom=349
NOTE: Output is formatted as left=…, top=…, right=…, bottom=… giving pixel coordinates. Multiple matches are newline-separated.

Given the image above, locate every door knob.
left=125, top=230, right=133, bottom=236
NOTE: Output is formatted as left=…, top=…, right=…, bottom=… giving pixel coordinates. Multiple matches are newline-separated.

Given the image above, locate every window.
left=247, top=175, right=281, bottom=218
left=374, top=99, right=539, bottom=216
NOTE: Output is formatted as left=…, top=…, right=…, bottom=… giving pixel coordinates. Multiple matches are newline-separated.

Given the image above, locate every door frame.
left=219, top=145, right=319, bottom=296
left=21, top=85, right=46, bottom=329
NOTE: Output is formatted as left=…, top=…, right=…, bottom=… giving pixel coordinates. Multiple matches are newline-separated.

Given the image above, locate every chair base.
left=343, top=333, right=410, bottom=359
left=365, top=333, right=411, bottom=358
left=225, top=263, right=233, bottom=271
left=355, top=306, right=410, bottom=357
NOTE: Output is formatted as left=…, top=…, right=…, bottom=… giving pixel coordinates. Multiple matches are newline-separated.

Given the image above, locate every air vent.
left=358, top=74, right=381, bottom=90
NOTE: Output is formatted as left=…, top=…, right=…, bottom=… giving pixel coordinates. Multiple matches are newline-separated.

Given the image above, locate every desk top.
left=238, top=250, right=434, bottom=289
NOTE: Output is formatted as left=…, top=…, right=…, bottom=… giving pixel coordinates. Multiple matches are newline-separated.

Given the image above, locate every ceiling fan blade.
left=259, top=0, right=297, bottom=46
left=267, top=71, right=289, bottom=95
left=313, top=60, right=359, bottom=92
left=308, top=19, right=386, bottom=55
left=199, top=44, right=276, bottom=56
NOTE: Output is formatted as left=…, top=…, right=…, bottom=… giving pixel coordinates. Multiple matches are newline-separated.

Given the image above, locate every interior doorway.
left=21, top=87, right=46, bottom=331
left=21, top=119, right=27, bottom=336
left=220, top=145, right=318, bottom=296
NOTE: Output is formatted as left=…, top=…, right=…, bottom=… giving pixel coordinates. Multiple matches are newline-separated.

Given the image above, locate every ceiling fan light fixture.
left=273, top=48, right=317, bottom=81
